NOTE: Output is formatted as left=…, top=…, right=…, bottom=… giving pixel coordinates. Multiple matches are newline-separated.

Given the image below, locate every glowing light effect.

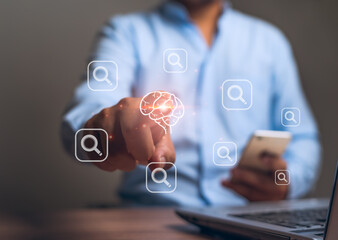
left=140, top=91, right=184, bottom=134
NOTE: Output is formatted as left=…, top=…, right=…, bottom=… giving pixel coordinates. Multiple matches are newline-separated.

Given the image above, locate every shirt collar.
left=159, top=0, right=232, bottom=24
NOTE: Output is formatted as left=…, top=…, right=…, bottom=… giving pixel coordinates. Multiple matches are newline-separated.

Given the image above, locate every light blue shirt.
left=62, top=1, right=321, bottom=207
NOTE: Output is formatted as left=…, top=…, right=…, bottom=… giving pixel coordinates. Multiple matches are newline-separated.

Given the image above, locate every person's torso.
left=118, top=2, right=283, bottom=207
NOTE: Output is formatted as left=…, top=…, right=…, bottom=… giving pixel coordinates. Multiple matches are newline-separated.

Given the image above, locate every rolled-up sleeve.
left=61, top=16, right=137, bottom=156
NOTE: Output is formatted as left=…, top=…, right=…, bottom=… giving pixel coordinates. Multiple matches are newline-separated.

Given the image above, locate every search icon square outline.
left=74, top=128, right=108, bottom=162
left=213, top=142, right=238, bottom=167
left=221, top=79, right=253, bottom=111
left=163, top=48, right=188, bottom=73
left=275, top=170, right=291, bottom=186
left=87, top=60, right=118, bottom=91
left=145, top=162, right=177, bottom=194
left=281, top=107, right=301, bottom=127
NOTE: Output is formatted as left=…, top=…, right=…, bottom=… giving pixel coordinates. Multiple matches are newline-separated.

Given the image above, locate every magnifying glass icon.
left=151, top=168, right=171, bottom=188
left=167, top=53, right=183, bottom=69
left=227, top=85, right=247, bottom=104
left=284, top=111, right=297, bottom=123
left=80, top=134, right=102, bottom=156
left=93, top=66, right=112, bottom=85
left=277, top=172, right=288, bottom=183
left=217, top=146, right=232, bottom=162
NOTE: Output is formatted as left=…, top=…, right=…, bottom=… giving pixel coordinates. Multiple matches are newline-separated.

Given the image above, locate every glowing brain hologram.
left=140, top=91, right=184, bottom=133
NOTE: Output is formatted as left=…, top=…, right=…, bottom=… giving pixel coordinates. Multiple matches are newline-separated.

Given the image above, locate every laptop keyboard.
left=231, top=208, right=327, bottom=229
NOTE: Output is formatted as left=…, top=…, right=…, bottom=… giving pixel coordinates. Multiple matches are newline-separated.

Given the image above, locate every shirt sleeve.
left=270, top=31, right=321, bottom=198
left=61, top=16, right=137, bottom=156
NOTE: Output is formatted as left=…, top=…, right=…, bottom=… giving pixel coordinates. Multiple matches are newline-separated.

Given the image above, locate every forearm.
left=286, top=135, right=321, bottom=198
left=61, top=82, right=130, bottom=156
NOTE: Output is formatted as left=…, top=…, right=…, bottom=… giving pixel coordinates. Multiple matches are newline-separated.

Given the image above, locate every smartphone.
left=237, top=130, right=292, bottom=172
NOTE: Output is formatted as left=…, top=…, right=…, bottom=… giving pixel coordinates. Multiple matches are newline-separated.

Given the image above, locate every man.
left=62, top=0, right=320, bottom=206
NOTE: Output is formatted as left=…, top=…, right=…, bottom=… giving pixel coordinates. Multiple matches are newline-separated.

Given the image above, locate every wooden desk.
left=1, top=208, right=245, bottom=239
left=39, top=208, right=214, bottom=240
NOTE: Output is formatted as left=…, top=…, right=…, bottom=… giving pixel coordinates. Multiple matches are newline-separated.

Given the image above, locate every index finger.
left=118, top=98, right=159, bottom=165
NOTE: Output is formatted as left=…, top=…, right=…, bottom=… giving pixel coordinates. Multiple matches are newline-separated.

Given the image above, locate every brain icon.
left=140, top=91, right=184, bottom=133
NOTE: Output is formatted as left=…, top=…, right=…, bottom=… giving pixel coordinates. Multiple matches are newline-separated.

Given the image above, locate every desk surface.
left=39, top=208, right=213, bottom=240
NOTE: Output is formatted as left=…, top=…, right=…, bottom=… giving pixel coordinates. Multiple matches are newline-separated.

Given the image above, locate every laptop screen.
left=324, top=163, right=338, bottom=240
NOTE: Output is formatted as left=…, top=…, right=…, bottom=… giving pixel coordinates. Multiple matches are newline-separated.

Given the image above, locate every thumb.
left=149, top=133, right=176, bottom=171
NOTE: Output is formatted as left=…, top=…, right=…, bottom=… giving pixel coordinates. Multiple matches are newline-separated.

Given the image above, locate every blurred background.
left=0, top=0, right=337, bottom=213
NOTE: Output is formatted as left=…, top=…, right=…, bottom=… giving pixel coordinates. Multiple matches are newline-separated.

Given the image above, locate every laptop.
left=176, top=163, right=338, bottom=240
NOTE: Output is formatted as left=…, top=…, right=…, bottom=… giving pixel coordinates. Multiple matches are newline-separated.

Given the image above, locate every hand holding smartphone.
left=238, top=130, right=292, bottom=172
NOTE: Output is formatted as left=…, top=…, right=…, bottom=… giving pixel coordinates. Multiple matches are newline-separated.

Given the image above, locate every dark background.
left=0, top=0, right=337, bottom=213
